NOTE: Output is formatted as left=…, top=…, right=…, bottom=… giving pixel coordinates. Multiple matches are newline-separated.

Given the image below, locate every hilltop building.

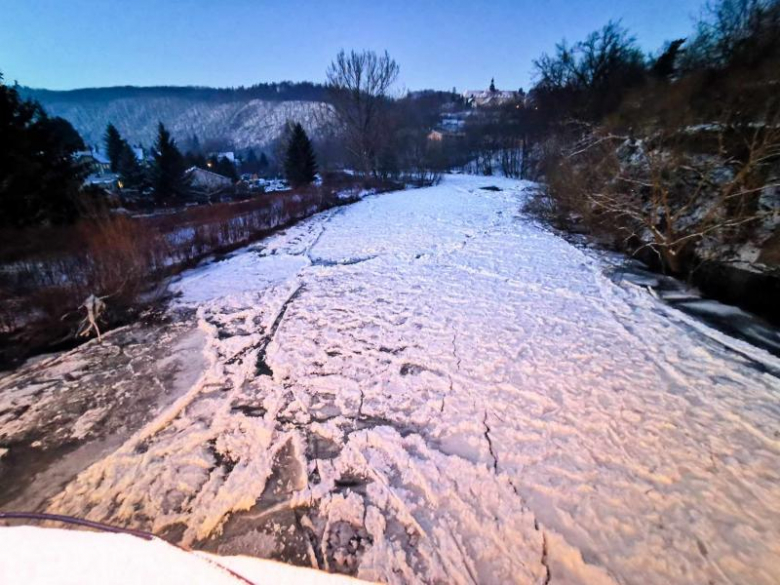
left=463, top=79, right=523, bottom=108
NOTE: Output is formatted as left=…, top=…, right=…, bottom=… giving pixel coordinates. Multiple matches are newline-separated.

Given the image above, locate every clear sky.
left=1, top=0, right=705, bottom=92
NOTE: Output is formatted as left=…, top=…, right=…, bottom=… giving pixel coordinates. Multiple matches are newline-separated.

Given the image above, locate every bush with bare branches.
left=0, top=175, right=394, bottom=366
left=538, top=111, right=780, bottom=273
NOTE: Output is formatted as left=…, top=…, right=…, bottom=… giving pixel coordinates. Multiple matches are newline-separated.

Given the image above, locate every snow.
left=0, top=526, right=360, bottom=584
left=3, top=175, right=780, bottom=584
left=170, top=253, right=309, bottom=305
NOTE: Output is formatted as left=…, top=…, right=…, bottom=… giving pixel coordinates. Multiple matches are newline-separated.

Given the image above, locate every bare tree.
left=532, top=21, right=646, bottom=121
left=683, top=0, right=780, bottom=68
left=326, top=50, right=400, bottom=177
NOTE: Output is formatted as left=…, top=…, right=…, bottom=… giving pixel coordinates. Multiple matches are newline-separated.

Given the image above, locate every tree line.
left=1, top=46, right=446, bottom=227
left=0, top=70, right=325, bottom=227
left=21, top=81, right=329, bottom=105
left=0, top=74, right=88, bottom=227
left=519, top=0, right=780, bottom=276
left=6, top=0, right=777, bottom=242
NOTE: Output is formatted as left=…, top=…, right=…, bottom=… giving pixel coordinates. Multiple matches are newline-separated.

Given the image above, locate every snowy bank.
left=0, top=525, right=364, bottom=584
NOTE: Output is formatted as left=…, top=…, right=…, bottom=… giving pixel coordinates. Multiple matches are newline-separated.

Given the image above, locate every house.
left=74, top=148, right=118, bottom=190
left=463, top=79, right=522, bottom=108
left=85, top=173, right=121, bottom=190
left=440, top=112, right=468, bottom=133
left=427, top=113, right=468, bottom=142
left=74, top=148, right=112, bottom=174
left=427, top=130, right=444, bottom=142
left=211, top=151, right=237, bottom=164
left=186, top=166, right=232, bottom=195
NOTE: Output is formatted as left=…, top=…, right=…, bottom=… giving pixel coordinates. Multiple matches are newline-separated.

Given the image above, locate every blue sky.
left=0, top=0, right=705, bottom=92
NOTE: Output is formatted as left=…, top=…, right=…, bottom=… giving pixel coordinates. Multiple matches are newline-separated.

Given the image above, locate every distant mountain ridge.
left=21, top=83, right=332, bottom=152
left=21, top=82, right=329, bottom=104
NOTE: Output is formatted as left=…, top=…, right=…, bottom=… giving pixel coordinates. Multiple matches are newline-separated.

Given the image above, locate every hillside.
left=21, top=85, right=333, bottom=151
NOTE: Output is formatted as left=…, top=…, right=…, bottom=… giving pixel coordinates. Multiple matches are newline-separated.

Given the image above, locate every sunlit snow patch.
left=0, top=526, right=366, bottom=584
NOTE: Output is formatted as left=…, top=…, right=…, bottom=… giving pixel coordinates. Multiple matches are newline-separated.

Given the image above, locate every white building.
left=463, top=80, right=522, bottom=108
left=211, top=151, right=237, bottom=163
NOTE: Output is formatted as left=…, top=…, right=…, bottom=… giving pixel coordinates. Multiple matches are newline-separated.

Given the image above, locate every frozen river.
left=2, top=175, right=779, bottom=584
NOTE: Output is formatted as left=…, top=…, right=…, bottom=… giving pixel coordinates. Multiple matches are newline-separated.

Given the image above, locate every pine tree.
left=150, top=122, right=190, bottom=204
left=49, top=117, right=86, bottom=152
left=258, top=152, right=269, bottom=175
left=284, top=123, right=317, bottom=187
left=0, top=73, right=86, bottom=226
left=652, top=39, right=686, bottom=79
left=489, top=78, right=496, bottom=92
left=104, top=123, right=124, bottom=172
left=215, top=156, right=238, bottom=181
left=185, top=151, right=207, bottom=169
left=273, top=120, right=296, bottom=173
left=117, top=142, right=145, bottom=189
left=243, top=149, right=258, bottom=174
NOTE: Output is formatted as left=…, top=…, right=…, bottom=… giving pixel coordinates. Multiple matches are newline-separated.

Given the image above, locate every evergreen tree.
left=0, top=73, right=87, bottom=226
left=273, top=120, right=297, bottom=174
left=284, top=123, right=317, bottom=187
left=104, top=123, right=124, bottom=172
left=258, top=152, right=269, bottom=175
left=206, top=156, right=238, bottom=181
left=184, top=151, right=207, bottom=169
left=49, top=117, right=86, bottom=152
left=489, top=78, right=496, bottom=92
left=242, top=149, right=258, bottom=174
left=150, top=122, right=189, bottom=203
left=190, top=133, right=200, bottom=152
left=117, top=142, right=145, bottom=189
left=652, top=39, right=686, bottom=79
left=215, top=156, right=238, bottom=181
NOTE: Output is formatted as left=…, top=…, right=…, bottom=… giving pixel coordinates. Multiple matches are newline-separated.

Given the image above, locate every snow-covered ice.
left=2, top=175, right=780, bottom=584
left=0, top=525, right=360, bottom=584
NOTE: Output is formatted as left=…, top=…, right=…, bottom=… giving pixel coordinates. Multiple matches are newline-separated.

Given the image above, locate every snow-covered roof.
left=91, top=149, right=111, bottom=165
left=74, top=149, right=110, bottom=164
left=212, top=151, right=236, bottom=163
left=84, top=172, right=119, bottom=187
left=462, top=88, right=522, bottom=107
left=186, top=166, right=233, bottom=189
left=463, top=89, right=518, bottom=99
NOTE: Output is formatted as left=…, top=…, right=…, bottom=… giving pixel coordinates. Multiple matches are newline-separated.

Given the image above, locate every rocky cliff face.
left=26, top=89, right=332, bottom=151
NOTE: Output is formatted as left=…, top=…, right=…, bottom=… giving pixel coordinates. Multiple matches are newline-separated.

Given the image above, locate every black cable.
left=0, top=512, right=154, bottom=540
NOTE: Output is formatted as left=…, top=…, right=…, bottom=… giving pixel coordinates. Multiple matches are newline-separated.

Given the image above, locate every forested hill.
left=20, top=81, right=329, bottom=104
left=19, top=82, right=331, bottom=151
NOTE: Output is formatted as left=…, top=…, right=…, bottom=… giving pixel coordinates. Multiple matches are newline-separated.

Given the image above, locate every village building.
left=463, top=79, right=523, bottom=108
left=427, top=130, right=444, bottom=142
left=74, top=148, right=119, bottom=189
left=210, top=151, right=237, bottom=163
left=186, top=166, right=233, bottom=196
left=74, top=148, right=111, bottom=174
